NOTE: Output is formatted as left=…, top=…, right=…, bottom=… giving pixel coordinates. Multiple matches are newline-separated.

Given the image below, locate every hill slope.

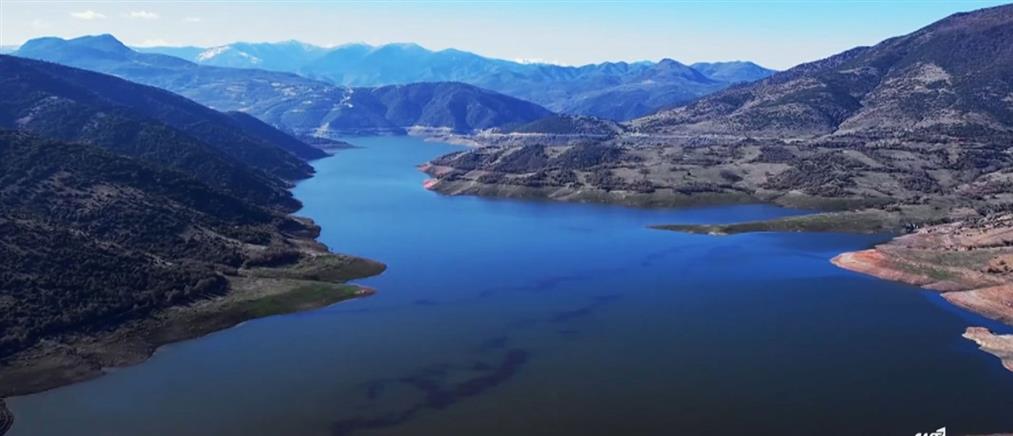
left=0, top=132, right=383, bottom=372
left=636, top=6, right=1013, bottom=138
left=0, top=55, right=308, bottom=209
left=0, top=61, right=386, bottom=400
left=426, top=4, right=1013, bottom=212
left=0, top=54, right=320, bottom=181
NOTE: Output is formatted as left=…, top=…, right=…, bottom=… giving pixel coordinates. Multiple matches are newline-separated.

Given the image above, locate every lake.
left=9, top=136, right=1013, bottom=435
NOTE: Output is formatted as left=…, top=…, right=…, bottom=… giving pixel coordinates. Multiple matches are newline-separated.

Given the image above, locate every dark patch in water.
left=531, top=274, right=585, bottom=292
left=480, top=336, right=509, bottom=350
left=550, top=294, right=622, bottom=323
left=331, top=349, right=530, bottom=436
left=471, top=361, right=493, bottom=371
left=639, top=245, right=687, bottom=267
left=364, top=381, right=385, bottom=401
left=504, top=316, right=539, bottom=329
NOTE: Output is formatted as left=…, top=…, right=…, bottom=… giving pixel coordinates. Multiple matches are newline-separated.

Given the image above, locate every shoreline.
left=423, top=164, right=1013, bottom=372
left=831, top=233, right=1013, bottom=373
left=0, top=216, right=385, bottom=435
left=420, top=167, right=902, bottom=212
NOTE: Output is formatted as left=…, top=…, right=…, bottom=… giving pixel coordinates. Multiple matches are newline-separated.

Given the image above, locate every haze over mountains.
left=137, top=40, right=776, bottom=120
left=14, top=35, right=554, bottom=136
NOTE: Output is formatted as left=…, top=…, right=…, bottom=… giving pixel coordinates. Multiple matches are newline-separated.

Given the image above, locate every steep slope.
left=637, top=5, right=1013, bottom=138
left=0, top=54, right=316, bottom=181
left=14, top=36, right=552, bottom=135
left=347, top=82, right=554, bottom=134
left=224, top=111, right=327, bottom=160
left=129, top=39, right=776, bottom=120
left=0, top=55, right=305, bottom=209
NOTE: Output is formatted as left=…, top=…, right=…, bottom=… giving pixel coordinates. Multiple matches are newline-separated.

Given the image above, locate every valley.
left=9, top=136, right=1013, bottom=436
left=3, top=2, right=1013, bottom=435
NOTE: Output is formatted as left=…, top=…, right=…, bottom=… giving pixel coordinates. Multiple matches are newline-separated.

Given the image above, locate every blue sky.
left=1, top=1, right=1008, bottom=69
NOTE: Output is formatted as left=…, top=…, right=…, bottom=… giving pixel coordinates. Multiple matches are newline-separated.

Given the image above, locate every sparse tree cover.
left=425, top=5, right=1013, bottom=212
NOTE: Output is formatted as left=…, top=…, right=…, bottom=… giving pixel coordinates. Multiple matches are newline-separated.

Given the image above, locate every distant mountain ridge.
left=139, top=40, right=777, bottom=120
left=14, top=35, right=552, bottom=136
left=635, top=4, right=1013, bottom=138
left=423, top=4, right=1013, bottom=215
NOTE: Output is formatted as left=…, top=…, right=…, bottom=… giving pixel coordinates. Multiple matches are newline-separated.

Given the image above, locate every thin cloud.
left=31, top=19, right=52, bottom=29
left=70, top=10, right=106, bottom=20
left=182, top=17, right=201, bottom=23
left=127, top=11, right=159, bottom=20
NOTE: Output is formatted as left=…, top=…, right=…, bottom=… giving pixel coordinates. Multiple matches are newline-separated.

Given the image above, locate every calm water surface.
left=10, top=136, right=1013, bottom=435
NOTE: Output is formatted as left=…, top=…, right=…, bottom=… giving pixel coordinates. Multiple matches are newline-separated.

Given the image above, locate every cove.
left=8, top=136, right=1013, bottom=435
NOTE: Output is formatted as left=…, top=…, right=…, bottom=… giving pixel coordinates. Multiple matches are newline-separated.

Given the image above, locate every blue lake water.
left=10, top=136, right=1013, bottom=435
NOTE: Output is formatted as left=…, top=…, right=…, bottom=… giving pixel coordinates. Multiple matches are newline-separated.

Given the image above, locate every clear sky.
left=1, top=0, right=1008, bottom=69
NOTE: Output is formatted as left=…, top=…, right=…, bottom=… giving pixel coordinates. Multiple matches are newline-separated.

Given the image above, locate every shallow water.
left=10, top=136, right=1013, bottom=436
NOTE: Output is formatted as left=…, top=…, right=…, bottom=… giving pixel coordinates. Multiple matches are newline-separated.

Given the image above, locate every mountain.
left=0, top=50, right=324, bottom=172
left=14, top=36, right=551, bottom=135
left=275, top=82, right=554, bottom=135
left=0, top=55, right=321, bottom=209
left=636, top=5, right=1013, bottom=139
left=0, top=131, right=384, bottom=392
left=136, top=40, right=776, bottom=120
left=690, top=61, right=777, bottom=83
left=0, top=58, right=386, bottom=397
left=195, top=40, right=328, bottom=72
left=424, top=4, right=1013, bottom=214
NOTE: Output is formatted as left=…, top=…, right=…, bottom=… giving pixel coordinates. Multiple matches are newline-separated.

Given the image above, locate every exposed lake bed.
left=9, top=136, right=1013, bottom=435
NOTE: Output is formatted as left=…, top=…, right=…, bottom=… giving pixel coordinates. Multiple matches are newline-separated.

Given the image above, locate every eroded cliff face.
left=833, top=214, right=1013, bottom=372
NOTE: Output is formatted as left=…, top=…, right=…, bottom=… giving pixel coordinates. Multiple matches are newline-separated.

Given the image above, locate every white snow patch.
left=197, top=46, right=231, bottom=61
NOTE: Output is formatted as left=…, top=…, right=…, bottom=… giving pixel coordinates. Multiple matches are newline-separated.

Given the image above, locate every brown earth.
left=832, top=214, right=1013, bottom=372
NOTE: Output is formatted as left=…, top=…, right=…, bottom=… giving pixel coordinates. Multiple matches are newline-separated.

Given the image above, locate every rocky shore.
left=831, top=214, right=1013, bottom=373
left=963, top=327, right=1013, bottom=372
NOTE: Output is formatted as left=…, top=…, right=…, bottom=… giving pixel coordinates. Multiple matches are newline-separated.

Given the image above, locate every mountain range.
left=14, top=36, right=553, bottom=136
left=425, top=4, right=1013, bottom=215
left=137, top=41, right=776, bottom=120
left=4, top=0, right=1013, bottom=418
